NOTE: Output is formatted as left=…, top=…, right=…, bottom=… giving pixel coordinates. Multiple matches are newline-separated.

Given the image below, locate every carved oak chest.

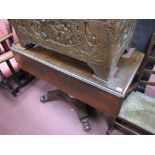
left=10, top=19, right=136, bottom=80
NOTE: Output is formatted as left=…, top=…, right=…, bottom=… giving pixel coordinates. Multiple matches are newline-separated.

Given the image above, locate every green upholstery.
left=119, top=91, right=155, bottom=134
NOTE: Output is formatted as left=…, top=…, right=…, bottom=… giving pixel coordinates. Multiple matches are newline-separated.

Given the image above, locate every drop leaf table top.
left=11, top=43, right=144, bottom=118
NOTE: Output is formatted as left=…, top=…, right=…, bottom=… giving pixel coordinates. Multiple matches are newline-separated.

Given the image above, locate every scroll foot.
left=40, top=95, right=48, bottom=103
left=40, top=89, right=92, bottom=132
left=81, top=116, right=91, bottom=131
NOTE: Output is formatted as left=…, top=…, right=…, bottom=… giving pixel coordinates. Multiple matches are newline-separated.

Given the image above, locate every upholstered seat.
left=119, top=91, right=155, bottom=134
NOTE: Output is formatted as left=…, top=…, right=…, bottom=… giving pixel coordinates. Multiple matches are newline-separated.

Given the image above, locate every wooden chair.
left=114, top=33, right=155, bottom=135
left=0, top=33, right=20, bottom=96
left=0, top=33, right=34, bottom=96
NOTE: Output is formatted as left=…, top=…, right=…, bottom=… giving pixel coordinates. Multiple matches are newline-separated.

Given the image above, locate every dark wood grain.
left=13, top=51, right=122, bottom=117
left=11, top=44, right=144, bottom=118
left=11, top=43, right=144, bottom=97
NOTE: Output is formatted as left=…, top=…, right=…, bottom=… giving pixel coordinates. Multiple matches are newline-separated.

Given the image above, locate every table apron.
left=14, top=52, right=123, bottom=118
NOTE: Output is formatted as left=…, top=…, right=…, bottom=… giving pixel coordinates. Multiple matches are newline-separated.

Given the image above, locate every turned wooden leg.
left=40, top=89, right=91, bottom=131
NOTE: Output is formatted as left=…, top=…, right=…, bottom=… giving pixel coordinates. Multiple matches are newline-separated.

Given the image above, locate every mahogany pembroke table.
left=11, top=43, right=144, bottom=134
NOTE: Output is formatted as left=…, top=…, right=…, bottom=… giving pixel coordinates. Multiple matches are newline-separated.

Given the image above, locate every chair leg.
left=0, top=69, right=6, bottom=81
left=106, top=117, right=115, bottom=135
left=0, top=69, right=18, bottom=97
left=5, top=59, right=20, bottom=84
left=0, top=80, right=18, bottom=97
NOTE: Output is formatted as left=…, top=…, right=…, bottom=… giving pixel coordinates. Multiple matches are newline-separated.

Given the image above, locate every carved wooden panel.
left=10, top=19, right=136, bottom=81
